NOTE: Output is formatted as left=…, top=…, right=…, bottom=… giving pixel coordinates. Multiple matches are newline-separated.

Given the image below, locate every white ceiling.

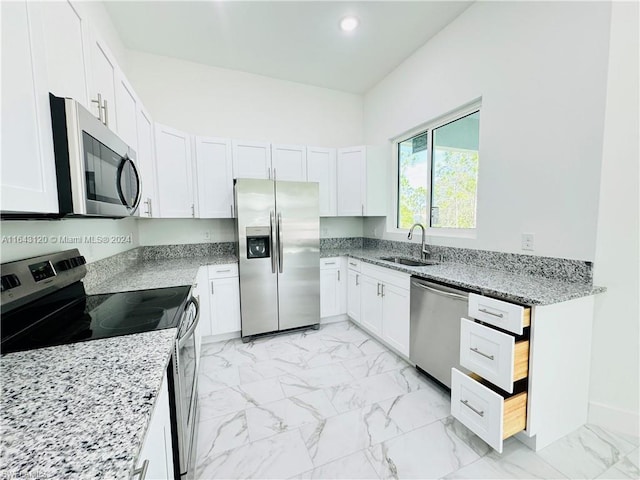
left=103, top=1, right=473, bottom=94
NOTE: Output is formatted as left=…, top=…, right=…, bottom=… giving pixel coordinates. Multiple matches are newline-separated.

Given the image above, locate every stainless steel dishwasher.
left=410, top=277, right=470, bottom=389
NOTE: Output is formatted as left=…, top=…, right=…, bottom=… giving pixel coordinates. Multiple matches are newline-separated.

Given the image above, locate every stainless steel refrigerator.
left=235, top=178, right=320, bottom=339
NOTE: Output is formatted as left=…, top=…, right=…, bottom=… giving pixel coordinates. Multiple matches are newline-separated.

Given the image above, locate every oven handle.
left=178, top=297, right=200, bottom=348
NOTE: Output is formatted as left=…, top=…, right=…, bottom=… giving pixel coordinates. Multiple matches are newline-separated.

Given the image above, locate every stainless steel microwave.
left=50, top=94, right=141, bottom=217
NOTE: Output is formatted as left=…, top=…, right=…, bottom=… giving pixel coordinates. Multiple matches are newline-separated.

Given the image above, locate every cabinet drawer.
left=207, top=263, right=238, bottom=278
left=346, top=258, right=361, bottom=272
left=459, top=318, right=529, bottom=393
left=451, top=368, right=527, bottom=453
left=468, top=294, right=531, bottom=335
left=320, top=257, right=342, bottom=269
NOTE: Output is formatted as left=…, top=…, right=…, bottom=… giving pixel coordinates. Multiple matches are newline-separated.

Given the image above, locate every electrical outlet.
left=522, top=233, right=534, bottom=251
left=203, top=231, right=211, bottom=241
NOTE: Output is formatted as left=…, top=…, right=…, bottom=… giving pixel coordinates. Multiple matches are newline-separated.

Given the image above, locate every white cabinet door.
left=271, top=144, right=306, bottom=181
left=38, top=0, right=89, bottom=107
left=320, top=268, right=339, bottom=318
left=307, top=147, right=337, bottom=217
left=381, top=283, right=410, bottom=357
left=1, top=1, right=58, bottom=214
left=360, top=275, right=383, bottom=336
left=155, top=124, right=195, bottom=218
left=337, top=146, right=365, bottom=216
left=195, top=137, right=234, bottom=218
left=232, top=140, right=271, bottom=179
left=347, top=269, right=361, bottom=324
left=136, top=373, right=174, bottom=480
left=193, top=266, right=211, bottom=344
left=210, top=277, right=241, bottom=335
left=114, top=74, right=138, bottom=151
left=85, top=29, right=117, bottom=130
left=136, top=105, right=157, bottom=218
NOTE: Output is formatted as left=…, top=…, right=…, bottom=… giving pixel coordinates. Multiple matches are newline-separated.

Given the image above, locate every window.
left=397, top=109, right=479, bottom=230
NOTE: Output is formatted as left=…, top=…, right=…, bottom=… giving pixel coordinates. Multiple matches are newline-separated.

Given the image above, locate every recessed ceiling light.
left=340, top=16, right=359, bottom=32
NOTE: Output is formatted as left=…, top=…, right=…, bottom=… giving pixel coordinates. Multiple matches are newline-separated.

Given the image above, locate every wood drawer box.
left=468, top=293, right=531, bottom=335
left=207, top=263, right=238, bottom=279
left=451, top=368, right=527, bottom=453
left=459, top=318, right=529, bottom=393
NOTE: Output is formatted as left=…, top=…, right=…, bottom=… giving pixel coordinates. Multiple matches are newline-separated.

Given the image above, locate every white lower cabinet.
left=197, top=264, right=241, bottom=338
left=346, top=259, right=361, bottom=324
left=320, top=258, right=346, bottom=318
left=135, top=372, right=174, bottom=480
left=359, top=263, right=410, bottom=357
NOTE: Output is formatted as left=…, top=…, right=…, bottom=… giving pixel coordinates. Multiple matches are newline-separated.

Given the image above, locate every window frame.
left=389, top=100, right=481, bottom=239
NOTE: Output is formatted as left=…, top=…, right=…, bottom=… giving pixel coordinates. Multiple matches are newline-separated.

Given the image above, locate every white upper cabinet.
left=271, top=144, right=307, bottom=181
left=232, top=140, right=271, bottom=179
left=195, top=136, right=234, bottom=218
left=337, top=145, right=387, bottom=217
left=38, top=0, right=89, bottom=108
left=1, top=1, right=58, bottom=214
left=114, top=74, right=138, bottom=151
left=154, top=123, right=196, bottom=218
left=337, top=146, right=364, bottom=216
left=84, top=28, right=117, bottom=131
left=136, top=105, right=157, bottom=218
left=306, top=147, right=337, bottom=217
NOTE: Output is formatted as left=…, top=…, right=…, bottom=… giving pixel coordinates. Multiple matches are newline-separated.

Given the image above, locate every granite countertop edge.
left=321, top=248, right=605, bottom=306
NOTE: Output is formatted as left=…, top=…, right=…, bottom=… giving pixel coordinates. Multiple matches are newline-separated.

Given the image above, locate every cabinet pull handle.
left=381, top=284, right=385, bottom=297
left=361, top=205, right=364, bottom=216
left=377, top=283, right=381, bottom=296
left=103, top=99, right=109, bottom=127
left=324, top=261, right=336, bottom=265
left=356, top=274, right=359, bottom=286
left=91, top=93, right=104, bottom=123
left=460, top=399, right=484, bottom=417
left=479, top=308, right=504, bottom=318
left=470, top=347, right=494, bottom=360
left=216, top=269, right=231, bottom=273
left=349, top=262, right=357, bottom=267
left=337, top=270, right=340, bottom=281
left=191, top=204, right=195, bottom=217
left=133, top=459, right=149, bottom=479
left=230, top=204, right=234, bottom=217
left=211, top=283, right=214, bottom=295
left=148, top=198, right=152, bottom=217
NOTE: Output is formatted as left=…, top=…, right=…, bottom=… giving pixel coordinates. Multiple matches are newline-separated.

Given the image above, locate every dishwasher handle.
left=411, top=280, right=469, bottom=301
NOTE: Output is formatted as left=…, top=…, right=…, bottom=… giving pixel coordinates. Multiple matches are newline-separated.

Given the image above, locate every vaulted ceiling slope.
left=104, top=1, right=473, bottom=94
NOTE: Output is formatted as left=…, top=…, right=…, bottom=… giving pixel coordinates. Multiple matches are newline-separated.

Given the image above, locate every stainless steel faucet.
left=408, top=223, right=430, bottom=260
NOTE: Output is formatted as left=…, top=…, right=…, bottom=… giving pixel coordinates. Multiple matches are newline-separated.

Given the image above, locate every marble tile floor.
left=195, top=321, right=639, bottom=480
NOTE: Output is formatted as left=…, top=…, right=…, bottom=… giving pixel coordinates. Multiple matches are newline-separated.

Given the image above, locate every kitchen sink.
left=379, top=256, right=440, bottom=267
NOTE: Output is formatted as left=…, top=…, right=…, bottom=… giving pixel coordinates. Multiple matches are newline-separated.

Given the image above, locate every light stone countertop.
left=86, top=254, right=238, bottom=294
left=0, top=329, right=176, bottom=479
left=321, top=248, right=604, bottom=305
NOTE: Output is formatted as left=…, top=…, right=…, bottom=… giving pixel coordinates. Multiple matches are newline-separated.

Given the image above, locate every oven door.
left=173, top=296, right=200, bottom=477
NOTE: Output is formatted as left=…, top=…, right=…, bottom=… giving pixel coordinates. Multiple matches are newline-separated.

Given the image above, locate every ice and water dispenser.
left=246, top=226, right=270, bottom=259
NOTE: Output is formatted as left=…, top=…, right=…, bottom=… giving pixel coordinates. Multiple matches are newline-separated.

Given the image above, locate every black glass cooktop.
left=1, top=283, right=190, bottom=355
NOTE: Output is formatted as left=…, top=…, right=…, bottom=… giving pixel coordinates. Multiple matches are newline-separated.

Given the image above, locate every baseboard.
left=588, top=400, right=640, bottom=437
left=201, top=331, right=241, bottom=344
left=320, top=314, right=348, bottom=325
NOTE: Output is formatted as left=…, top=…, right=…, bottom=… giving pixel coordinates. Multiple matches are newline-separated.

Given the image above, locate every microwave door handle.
left=178, top=298, right=200, bottom=348
left=116, top=156, right=142, bottom=212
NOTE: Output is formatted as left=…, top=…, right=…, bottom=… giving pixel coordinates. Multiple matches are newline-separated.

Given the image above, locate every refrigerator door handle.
left=277, top=212, right=284, bottom=273
left=270, top=210, right=276, bottom=274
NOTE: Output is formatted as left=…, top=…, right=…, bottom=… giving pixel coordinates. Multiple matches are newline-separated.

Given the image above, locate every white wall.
left=125, top=50, right=363, bottom=147
left=138, top=219, right=235, bottom=246
left=363, top=1, right=612, bottom=261
left=588, top=1, right=639, bottom=437
left=0, top=218, right=138, bottom=263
